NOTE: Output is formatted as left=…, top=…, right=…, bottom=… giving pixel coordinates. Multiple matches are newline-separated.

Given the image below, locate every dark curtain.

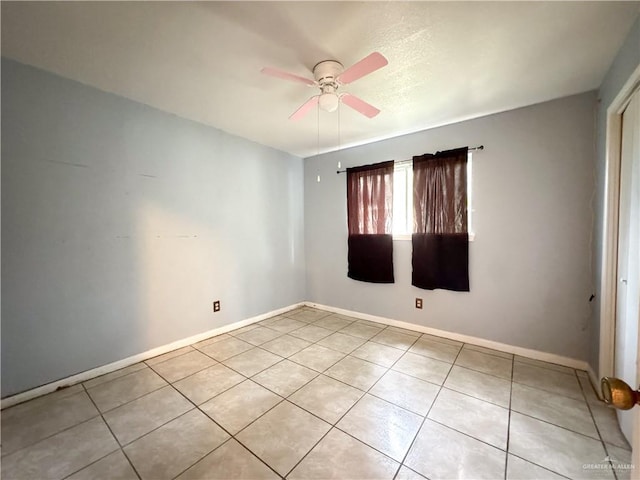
left=347, top=161, right=394, bottom=283
left=412, top=147, right=469, bottom=291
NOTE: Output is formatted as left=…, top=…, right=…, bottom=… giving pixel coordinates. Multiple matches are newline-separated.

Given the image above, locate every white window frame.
left=392, top=152, right=475, bottom=241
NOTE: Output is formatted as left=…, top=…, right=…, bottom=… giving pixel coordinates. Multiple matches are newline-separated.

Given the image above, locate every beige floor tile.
left=325, top=356, right=387, bottom=391
left=282, top=307, right=306, bottom=315
left=266, top=317, right=307, bottom=333
left=198, top=337, right=253, bottom=361
left=337, top=394, right=422, bottom=462
left=356, top=319, right=386, bottom=328
left=369, top=370, right=440, bottom=416
left=260, top=334, right=311, bottom=357
left=350, top=342, right=404, bottom=367
left=1, top=388, right=99, bottom=456
left=289, top=375, right=363, bottom=424
left=173, top=363, right=245, bottom=405
left=149, top=350, right=216, bottom=383
left=288, top=428, right=399, bottom=479
left=462, top=343, right=513, bottom=359
left=288, top=324, right=334, bottom=342
left=192, top=333, right=231, bottom=349
left=578, top=374, right=603, bottom=405
left=103, top=386, right=193, bottom=445
left=229, top=324, right=260, bottom=335
left=259, top=315, right=287, bottom=327
left=313, top=315, right=355, bottom=331
left=513, top=362, right=583, bottom=400
left=506, top=455, right=565, bottom=480
left=1, top=417, right=118, bottom=480
left=590, top=403, right=632, bottom=449
left=514, top=356, right=575, bottom=375
left=83, top=363, right=147, bottom=389
left=222, top=348, right=282, bottom=377
left=370, top=329, right=418, bottom=350
left=289, top=344, right=346, bottom=372
left=408, top=337, right=461, bottom=363
left=387, top=326, right=421, bottom=337
left=395, top=466, right=427, bottom=480
left=200, top=380, right=282, bottom=434
left=176, top=439, right=278, bottom=480
left=607, top=445, right=634, bottom=480
left=146, top=346, right=195, bottom=366
left=236, top=401, right=331, bottom=476
left=405, top=419, right=506, bottom=480
left=339, top=322, right=384, bottom=340
left=420, top=333, right=462, bottom=347
left=511, top=382, right=598, bottom=438
left=509, top=412, right=611, bottom=479
left=235, top=326, right=283, bottom=346
left=392, top=352, right=451, bottom=385
left=319, top=313, right=361, bottom=323
left=87, top=367, right=167, bottom=412
left=67, top=450, right=138, bottom=480
left=125, top=409, right=228, bottom=480
left=252, top=359, right=318, bottom=396
left=444, top=365, right=512, bottom=407
left=428, top=388, right=509, bottom=449
left=285, top=308, right=332, bottom=323
left=317, top=332, right=367, bottom=354
left=455, top=348, right=513, bottom=379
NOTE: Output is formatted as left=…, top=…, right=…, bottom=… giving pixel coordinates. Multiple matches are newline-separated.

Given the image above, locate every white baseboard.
left=1, top=302, right=304, bottom=410
left=2, top=300, right=593, bottom=410
left=305, top=302, right=591, bottom=372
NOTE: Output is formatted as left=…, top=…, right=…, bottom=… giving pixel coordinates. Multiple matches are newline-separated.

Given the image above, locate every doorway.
left=598, top=63, right=640, bottom=468
left=614, top=86, right=639, bottom=443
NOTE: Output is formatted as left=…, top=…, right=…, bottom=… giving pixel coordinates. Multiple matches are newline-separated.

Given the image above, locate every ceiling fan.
left=261, top=52, right=388, bottom=121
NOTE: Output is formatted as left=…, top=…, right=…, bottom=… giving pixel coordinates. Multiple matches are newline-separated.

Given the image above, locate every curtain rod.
left=336, top=145, right=484, bottom=174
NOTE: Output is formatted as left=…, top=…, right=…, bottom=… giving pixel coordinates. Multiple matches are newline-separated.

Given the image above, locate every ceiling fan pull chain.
left=338, top=102, right=341, bottom=151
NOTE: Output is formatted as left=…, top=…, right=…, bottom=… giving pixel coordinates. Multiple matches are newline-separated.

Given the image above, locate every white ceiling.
left=2, top=1, right=639, bottom=158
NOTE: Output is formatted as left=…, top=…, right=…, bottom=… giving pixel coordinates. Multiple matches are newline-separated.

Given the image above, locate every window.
left=392, top=152, right=474, bottom=239
left=346, top=161, right=395, bottom=283
left=392, top=161, right=413, bottom=236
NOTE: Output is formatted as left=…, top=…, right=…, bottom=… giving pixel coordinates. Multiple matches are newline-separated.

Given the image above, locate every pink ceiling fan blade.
left=340, top=93, right=380, bottom=118
left=261, top=67, right=316, bottom=86
left=337, top=52, right=388, bottom=85
left=289, top=96, right=320, bottom=121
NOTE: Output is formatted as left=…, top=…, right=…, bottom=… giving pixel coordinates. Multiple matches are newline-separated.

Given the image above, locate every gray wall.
left=305, top=92, right=596, bottom=361
left=590, top=17, right=640, bottom=373
left=1, top=58, right=306, bottom=397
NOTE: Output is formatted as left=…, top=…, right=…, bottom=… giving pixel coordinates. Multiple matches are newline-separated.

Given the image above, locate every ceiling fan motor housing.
left=313, top=61, right=343, bottom=112
left=313, top=60, right=344, bottom=86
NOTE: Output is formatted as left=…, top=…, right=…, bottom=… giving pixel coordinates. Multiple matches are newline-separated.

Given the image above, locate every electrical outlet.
left=213, top=300, right=220, bottom=312
left=415, top=298, right=423, bottom=309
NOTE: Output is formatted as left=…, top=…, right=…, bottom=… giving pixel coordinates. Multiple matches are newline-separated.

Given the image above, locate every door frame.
left=598, top=63, right=640, bottom=380
left=598, top=63, right=640, bottom=469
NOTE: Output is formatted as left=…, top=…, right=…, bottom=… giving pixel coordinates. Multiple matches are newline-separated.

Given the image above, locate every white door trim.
left=598, top=63, right=640, bottom=381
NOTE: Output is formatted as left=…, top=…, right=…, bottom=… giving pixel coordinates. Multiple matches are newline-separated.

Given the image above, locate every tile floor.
left=1, top=307, right=633, bottom=480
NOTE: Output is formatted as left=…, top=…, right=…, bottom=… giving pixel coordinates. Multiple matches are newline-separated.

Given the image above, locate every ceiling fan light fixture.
left=319, top=92, right=339, bottom=112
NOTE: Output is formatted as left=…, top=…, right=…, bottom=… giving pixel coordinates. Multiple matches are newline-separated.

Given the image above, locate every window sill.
left=393, top=233, right=476, bottom=242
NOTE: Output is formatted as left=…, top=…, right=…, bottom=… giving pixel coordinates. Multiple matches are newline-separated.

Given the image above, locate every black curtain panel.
left=412, top=147, right=469, bottom=291
left=346, top=161, right=395, bottom=283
